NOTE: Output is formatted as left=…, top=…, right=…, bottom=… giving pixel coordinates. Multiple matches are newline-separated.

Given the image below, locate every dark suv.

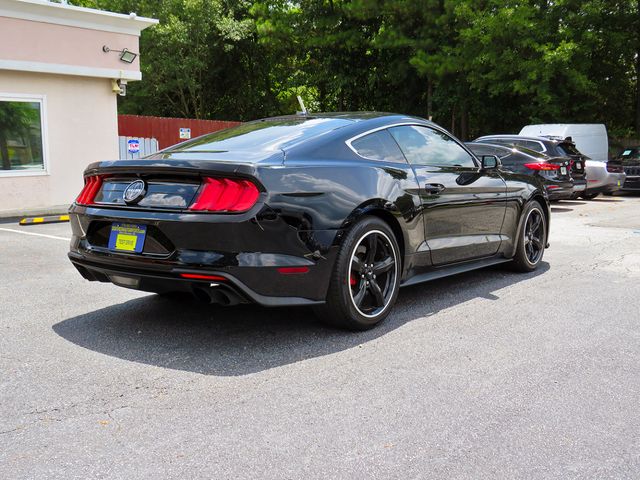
left=616, top=146, right=640, bottom=192
left=474, top=135, right=587, bottom=197
left=466, top=142, right=573, bottom=200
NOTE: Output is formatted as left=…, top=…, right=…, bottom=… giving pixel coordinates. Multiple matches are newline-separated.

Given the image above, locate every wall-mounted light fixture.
left=102, top=45, right=138, bottom=64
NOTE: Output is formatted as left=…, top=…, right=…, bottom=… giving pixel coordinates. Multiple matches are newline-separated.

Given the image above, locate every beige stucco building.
left=0, top=0, right=156, bottom=216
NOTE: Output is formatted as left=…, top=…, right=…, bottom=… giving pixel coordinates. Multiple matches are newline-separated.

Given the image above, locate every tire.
left=314, top=217, right=401, bottom=331
left=581, top=192, right=599, bottom=200
left=511, top=200, right=547, bottom=273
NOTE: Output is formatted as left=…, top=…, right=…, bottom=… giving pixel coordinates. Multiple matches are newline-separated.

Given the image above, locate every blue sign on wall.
left=127, top=139, right=140, bottom=154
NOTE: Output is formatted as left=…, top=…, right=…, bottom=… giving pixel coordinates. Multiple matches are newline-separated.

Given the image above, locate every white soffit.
left=0, top=59, right=143, bottom=80
left=0, top=0, right=158, bottom=36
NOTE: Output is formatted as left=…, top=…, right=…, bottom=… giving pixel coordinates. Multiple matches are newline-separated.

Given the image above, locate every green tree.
left=77, top=0, right=280, bottom=120
left=74, top=0, right=640, bottom=139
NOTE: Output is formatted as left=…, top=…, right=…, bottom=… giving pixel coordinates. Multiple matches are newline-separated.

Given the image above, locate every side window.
left=389, top=125, right=476, bottom=167
left=487, top=139, right=514, bottom=148
left=350, top=130, right=406, bottom=163
left=467, top=143, right=510, bottom=158
left=514, top=140, right=544, bottom=152
left=467, top=144, right=491, bottom=157
left=499, top=153, right=518, bottom=170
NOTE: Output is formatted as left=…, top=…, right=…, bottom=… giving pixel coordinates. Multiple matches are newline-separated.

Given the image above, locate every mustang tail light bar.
left=189, top=177, right=260, bottom=212
left=76, top=175, right=103, bottom=205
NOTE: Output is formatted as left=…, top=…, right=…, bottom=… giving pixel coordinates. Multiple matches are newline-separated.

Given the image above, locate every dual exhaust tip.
left=192, top=285, right=245, bottom=306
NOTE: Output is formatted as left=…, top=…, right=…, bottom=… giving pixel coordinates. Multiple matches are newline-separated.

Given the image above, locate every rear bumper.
left=68, top=205, right=339, bottom=306
left=545, top=181, right=573, bottom=200
left=622, top=176, right=640, bottom=191
left=584, top=165, right=625, bottom=193
left=571, top=178, right=587, bottom=194
left=68, top=253, right=324, bottom=306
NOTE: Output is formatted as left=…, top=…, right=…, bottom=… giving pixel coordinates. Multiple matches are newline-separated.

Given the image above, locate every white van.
left=519, top=124, right=624, bottom=199
left=519, top=124, right=608, bottom=161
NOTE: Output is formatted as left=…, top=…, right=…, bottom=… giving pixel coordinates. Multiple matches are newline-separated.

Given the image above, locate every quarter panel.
left=498, top=170, right=548, bottom=257
left=256, top=159, right=425, bottom=273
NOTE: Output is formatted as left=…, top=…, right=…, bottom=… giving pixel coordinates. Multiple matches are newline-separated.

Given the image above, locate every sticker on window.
left=623, top=150, right=632, bottom=156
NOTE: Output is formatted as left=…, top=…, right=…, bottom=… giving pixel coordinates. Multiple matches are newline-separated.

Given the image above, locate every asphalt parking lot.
left=1, top=196, right=640, bottom=479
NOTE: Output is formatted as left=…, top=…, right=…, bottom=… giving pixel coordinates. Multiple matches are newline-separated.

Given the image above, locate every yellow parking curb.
left=19, top=215, right=69, bottom=226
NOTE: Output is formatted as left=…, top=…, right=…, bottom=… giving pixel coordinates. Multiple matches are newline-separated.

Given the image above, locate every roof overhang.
left=0, top=0, right=158, bottom=36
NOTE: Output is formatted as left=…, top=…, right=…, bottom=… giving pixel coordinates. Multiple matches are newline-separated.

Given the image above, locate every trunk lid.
left=546, top=157, right=572, bottom=181
left=80, top=153, right=278, bottom=211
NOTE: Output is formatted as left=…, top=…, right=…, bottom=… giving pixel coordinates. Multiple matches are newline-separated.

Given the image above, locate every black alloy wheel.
left=511, top=200, right=546, bottom=272
left=524, top=209, right=544, bottom=265
left=315, top=217, right=400, bottom=330
left=348, top=230, right=397, bottom=318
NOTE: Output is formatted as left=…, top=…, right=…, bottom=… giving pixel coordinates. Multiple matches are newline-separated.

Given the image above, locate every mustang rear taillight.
left=524, top=163, right=560, bottom=171
left=189, top=177, right=260, bottom=212
left=76, top=175, right=103, bottom=205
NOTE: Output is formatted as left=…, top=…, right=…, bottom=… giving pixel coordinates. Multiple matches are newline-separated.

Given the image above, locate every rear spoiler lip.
left=85, top=161, right=257, bottom=176
left=84, top=149, right=285, bottom=176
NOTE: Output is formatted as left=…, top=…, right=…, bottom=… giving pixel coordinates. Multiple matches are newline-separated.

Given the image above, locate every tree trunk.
left=636, top=29, right=640, bottom=134
left=461, top=101, right=469, bottom=141
left=0, top=131, right=11, bottom=170
left=451, top=107, right=456, bottom=137
left=427, top=80, right=433, bottom=121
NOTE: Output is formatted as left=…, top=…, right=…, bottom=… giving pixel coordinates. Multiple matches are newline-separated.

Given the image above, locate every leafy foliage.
left=76, top=0, right=640, bottom=137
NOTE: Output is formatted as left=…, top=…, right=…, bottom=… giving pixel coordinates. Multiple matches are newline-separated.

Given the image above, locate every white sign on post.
left=179, top=127, right=191, bottom=139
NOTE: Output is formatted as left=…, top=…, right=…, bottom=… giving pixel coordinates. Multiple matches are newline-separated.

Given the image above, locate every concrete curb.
left=19, top=215, right=70, bottom=226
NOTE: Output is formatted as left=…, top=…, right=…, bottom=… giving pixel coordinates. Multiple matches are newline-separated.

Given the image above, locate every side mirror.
left=481, top=155, right=501, bottom=170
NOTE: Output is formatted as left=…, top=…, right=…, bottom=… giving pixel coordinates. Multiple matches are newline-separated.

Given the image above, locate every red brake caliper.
left=350, top=275, right=357, bottom=286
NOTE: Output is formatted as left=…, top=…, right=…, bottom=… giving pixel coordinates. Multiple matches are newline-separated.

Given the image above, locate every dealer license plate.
left=108, top=223, right=147, bottom=253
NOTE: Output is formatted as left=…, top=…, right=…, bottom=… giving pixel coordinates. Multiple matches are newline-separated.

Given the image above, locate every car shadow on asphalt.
left=550, top=207, right=574, bottom=213
left=52, top=262, right=550, bottom=377
left=588, top=197, right=624, bottom=202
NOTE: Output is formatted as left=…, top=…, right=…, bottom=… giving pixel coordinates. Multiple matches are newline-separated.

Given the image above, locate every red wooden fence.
left=118, top=115, right=242, bottom=149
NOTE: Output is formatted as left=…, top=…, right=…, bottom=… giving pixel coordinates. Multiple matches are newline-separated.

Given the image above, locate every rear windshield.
left=556, top=142, right=583, bottom=156
left=511, top=145, right=549, bottom=159
left=480, top=138, right=544, bottom=152
left=166, top=117, right=353, bottom=153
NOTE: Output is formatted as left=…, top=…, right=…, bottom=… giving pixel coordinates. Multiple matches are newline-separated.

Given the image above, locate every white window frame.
left=0, top=93, right=49, bottom=178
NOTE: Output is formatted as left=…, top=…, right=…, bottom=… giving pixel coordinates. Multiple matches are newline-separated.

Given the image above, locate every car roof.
left=164, top=112, right=433, bottom=158
left=475, top=134, right=566, bottom=145
left=466, top=142, right=549, bottom=159
left=262, top=111, right=402, bottom=122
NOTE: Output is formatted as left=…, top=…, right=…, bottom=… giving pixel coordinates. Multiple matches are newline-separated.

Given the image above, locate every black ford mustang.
left=69, top=113, right=550, bottom=330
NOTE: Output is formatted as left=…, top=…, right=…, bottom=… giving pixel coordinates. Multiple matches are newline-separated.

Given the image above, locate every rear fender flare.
left=506, top=192, right=550, bottom=258
left=336, top=199, right=411, bottom=271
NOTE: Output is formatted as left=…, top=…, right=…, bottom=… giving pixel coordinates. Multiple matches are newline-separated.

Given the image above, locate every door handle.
left=424, top=183, right=445, bottom=194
